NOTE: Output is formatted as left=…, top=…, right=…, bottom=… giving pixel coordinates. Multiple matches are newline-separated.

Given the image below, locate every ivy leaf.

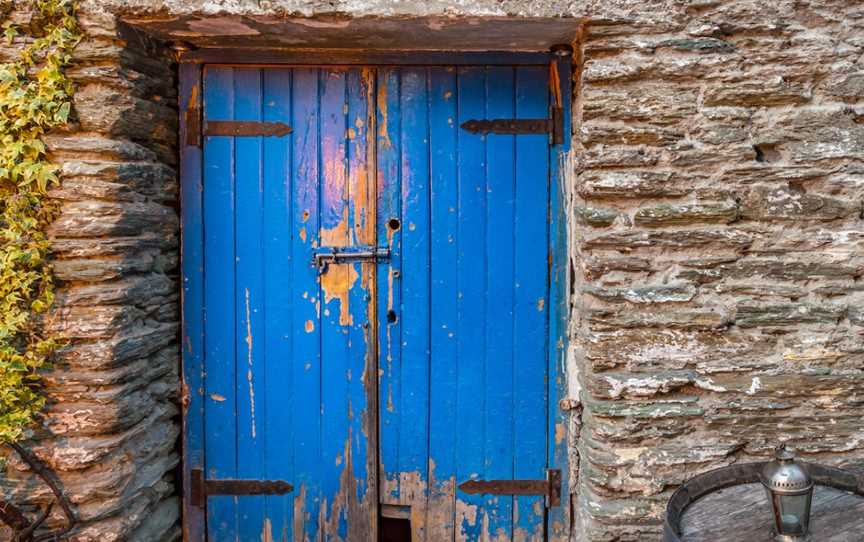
left=54, top=100, right=70, bottom=123
left=2, top=23, right=17, bottom=45
left=0, top=0, right=80, bottom=445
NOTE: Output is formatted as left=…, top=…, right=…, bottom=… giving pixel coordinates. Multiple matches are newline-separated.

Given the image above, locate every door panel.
left=200, top=63, right=554, bottom=542
left=376, top=66, right=551, bottom=541
left=202, top=66, right=376, bottom=542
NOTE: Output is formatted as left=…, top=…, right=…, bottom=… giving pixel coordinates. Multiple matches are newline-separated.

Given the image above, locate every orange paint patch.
left=555, top=422, right=566, bottom=445
left=305, top=320, right=315, bottom=333
left=320, top=207, right=360, bottom=326
left=377, top=75, right=392, bottom=148
left=321, top=263, right=359, bottom=327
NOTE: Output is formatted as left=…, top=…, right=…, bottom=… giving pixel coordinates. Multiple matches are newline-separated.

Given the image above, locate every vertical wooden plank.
left=202, top=66, right=238, bottom=541
left=344, top=67, right=377, bottom=540
left=454, top=66, right=487, bottom=542
left=290, top=67, right=323, bottom=541
left=396, top=68, right=432, bottom=521
left=318, top=67, right=352, bottom=539
left=483, top=66, right=517, bottom=540
left=233, top=67, right=268, bottom=541
left=261, top=67, right=294, bottom=541
left=377, top=67, right=403, bottom=505
left=513, top=65, right=552, bottom=541
left=547, top=53, right=573, bottom=541
left=426, top=66, right=459, bottom=542
left=179, top=61, right=205, bottom=542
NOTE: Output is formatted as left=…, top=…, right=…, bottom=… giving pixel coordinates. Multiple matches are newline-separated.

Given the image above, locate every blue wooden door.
left=197, top=63, right=562, bottom=541
left=376, top=66, right=556, bottom=541
left=201, top=66, right=378, bottom=541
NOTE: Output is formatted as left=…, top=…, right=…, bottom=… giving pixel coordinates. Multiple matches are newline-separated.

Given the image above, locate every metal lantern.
left=760, top=446, right=814, bottom=541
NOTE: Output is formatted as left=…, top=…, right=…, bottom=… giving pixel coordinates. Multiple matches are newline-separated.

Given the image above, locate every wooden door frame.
left=178, top=49, right=572, bottom=541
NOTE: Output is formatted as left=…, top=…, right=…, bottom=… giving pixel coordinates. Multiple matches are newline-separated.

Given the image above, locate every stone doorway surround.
left=0, top=1, right=861, bottom=541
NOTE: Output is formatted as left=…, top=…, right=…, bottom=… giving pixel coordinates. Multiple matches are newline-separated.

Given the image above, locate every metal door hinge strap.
left=460, top=107, right=564, bottom=145
left=190, top=468, right=293, bottom=508
left=313, top=246, right=391, bottom=271
left=458, top=469, right=561, bottom=507
left=204, top=120, right=293, bottom=137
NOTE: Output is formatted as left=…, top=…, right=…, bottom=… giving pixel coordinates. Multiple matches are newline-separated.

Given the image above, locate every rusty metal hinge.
left=313, top=246, right=391, bottom=272
left=458, top=469, right=562, bottom=507
left=204, top=120, right=293, bottom=137
left=460, top=107, right=564, bottom=145
left=190, top=468, right=293, bottom=508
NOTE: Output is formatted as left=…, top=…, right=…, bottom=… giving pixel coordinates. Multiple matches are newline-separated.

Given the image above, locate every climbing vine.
left=0, top=0, right=80, bottom=446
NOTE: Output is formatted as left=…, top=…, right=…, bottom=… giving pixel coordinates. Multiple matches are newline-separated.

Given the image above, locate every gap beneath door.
left=379, top=504, right=411, bottom=542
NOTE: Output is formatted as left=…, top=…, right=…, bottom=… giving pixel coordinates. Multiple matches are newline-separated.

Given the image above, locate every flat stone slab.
left=680, top=483, right=864, bottom=542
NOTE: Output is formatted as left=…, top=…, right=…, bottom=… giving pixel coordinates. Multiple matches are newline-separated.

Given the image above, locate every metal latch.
left=460, top=107, right=564, bottom=145
left=458, top=469, right=562, bottom=507
left=190, top=468, right=293, bottom=508
left=313, top=246, right=391, bottom=272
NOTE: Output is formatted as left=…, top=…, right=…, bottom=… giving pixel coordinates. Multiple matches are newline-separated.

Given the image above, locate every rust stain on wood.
left=549, top=60, right=562, bottom=108
left=555, top=421, right=566, bottom=445
left=377, top=74, right=392, bottom=149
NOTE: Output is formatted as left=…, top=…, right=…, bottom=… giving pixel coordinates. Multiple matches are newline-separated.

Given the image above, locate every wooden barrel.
left=679, top=483, right=864, bottom=541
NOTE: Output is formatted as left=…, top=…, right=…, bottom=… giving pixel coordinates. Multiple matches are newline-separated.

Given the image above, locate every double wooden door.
left=188, top=62, right=567, bottom=541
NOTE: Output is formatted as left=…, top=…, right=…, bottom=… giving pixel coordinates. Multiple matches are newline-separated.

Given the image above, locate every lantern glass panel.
left=773, top=492, right=812, bottom=535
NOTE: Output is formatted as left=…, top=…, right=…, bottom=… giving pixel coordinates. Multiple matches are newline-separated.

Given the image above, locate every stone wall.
left=0, top=5, right=180, bottom=541
left=572, top=1, right=864, bottom=540
left=1, top=0, right=862, bottom=541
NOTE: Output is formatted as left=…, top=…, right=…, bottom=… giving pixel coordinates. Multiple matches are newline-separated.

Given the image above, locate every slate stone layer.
left=573, top=3, right=864, bottom=540
left=1, top=6, right=180, bottom=542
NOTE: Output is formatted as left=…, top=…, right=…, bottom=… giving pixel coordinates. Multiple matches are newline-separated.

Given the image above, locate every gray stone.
left=576, top=206, right=620, bottom=227
left=584, top=229, right=754, bottom=250
left=584, top=284, right=697, bottom=304
left=740, top=186, right=856, bottom=221
left=657, top=38, right=735, bottom=54
left=582, top=122, right=684, bottom=147
left=703, top=77, right=812, bottom=107
left=587, top=306, right=729, bottom=330
left=578, top=170, right=691, bottom=199
left=634, top=201, right=739, bottom=227
left=735, top=302, right=846, bottom=327
left=49, top=201, right=177, bottom=238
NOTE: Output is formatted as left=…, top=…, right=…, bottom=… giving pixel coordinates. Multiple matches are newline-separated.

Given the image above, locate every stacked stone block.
left=0, top=7, right=180, bottom=541
left=1, top=0, right=862, bottom=541
left=573, top=2, right=864, bottom=540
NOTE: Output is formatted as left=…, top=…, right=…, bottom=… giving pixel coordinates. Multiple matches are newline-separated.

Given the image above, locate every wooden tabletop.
left=680, top=483, right=864, bottom=541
